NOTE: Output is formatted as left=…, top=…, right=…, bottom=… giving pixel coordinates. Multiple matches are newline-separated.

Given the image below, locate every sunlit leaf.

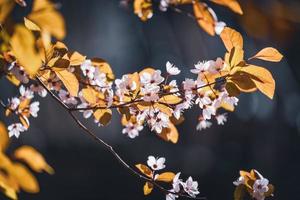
left=0, top=121, right=9, bottom=151
left=220, top=27, right=243, bottom=52
left=135, top=164, right=153, bottom=178
left=249, top=47, right=283, bottom=62
left=134, top=0, right=153, bottom=21
left=158, top=123, right=179, bottom=143
left=93, top=109, right=112, bottom=126
left=234, top=184, right=246, bottom=200
left=155, top=172, right=175, bottom=182
left=10, top=25, right=42, bottom=76
left=143, top=181, right=153, bottom=195
left=24, top=17, right=40, bottom=31
left=240, top=65, right=275, bottom=99
left=9, top=163, right=39, bottom=193
left=14, top=146, right=54, bottom=174
left=211, top=0, right=243, bottom=15
left=55, top=69, right=79, bottom=96
left=28, top=0, right=66, bottom=40
left=193, top=1, right=216, bottom=36
left=0, top=180, right=17, bottom=200
left=159, top=95, right=182, bottom=105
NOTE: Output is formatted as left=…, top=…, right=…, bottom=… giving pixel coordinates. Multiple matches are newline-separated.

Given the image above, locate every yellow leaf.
left=55, top=69, right=79, bottom=96
left=93, top=109, right=112, bottom=126
left=225, top=47, right=244, bottom=69
left=134, top=0, right=153, bottom=21
left=50, top=58, right=70, bottom=71
left=0, top=0, right=14, bottom=24
left=8, top=163, right=39, bottom=193
left=28, top=0, right=66, bottom=40
left=249, top=47, right=283, bottom=62
left=211, top=0, right=243, bottom=15
left=159, top=95, right=182, bottom=105
left=10, top=25, right=42, bottom=76
left=0, top=180, right=18, bottom=200
left=14, top=146, right=54, bottom=174
left=24, top=17, right=40, bottom=31
left=155, top=172, right=175, bottom=182
left=0, top=121, right=9, bottom=151
left=158, top=123, right=179, bottom=143
left=81, top=87, right=97, bottom=104
left=193, top=1, right=216, bottom=36
left=143, top=181, right=153, bottom=195
left=220, top=27, right=243, bottom=52
left=240, top=65, right=275, bottom=99
left=135, top=164, right=153, bottom=178
left=64, top=51, right=86, bottom=66
left=229, top=71, right=257, bottom=93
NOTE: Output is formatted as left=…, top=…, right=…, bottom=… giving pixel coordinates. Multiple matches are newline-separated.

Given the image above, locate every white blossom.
left=233, top=176, right=245, bottom=186
left=183, top=176, right=200, bottom=197
left=8, top=123, right=26, bottom=138
left=166, top=61, right=181, bottom=75
left=29, top=101, right=40, bottom=117
left=19, top=85, right=34, bottom=99
left=215, top=113, right=227, bottom=125
left=8, top=97, right=20, bottom=110
left=122, top=122, right=143, bottom=139
left=80, top=59, right=95, bottom=79
left=30, top=84, right=47, bottom=97
left=147, top=156, right=166, bottom=171
left=148, top=111, right=169, bottom=133
left=196, top=118, right=212, bottom=131
left=58, top=89, right=78, bottom=105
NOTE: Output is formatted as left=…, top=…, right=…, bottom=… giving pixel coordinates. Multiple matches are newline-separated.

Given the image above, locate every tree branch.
left=35, top=76, right=206, bottom=200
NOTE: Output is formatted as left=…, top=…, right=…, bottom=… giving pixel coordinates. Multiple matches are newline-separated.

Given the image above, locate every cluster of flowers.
left=4, top=52, right=238, bottom=140
left=233, top=169, right=274, bottom=200
left=137, top=156, right=200, bottom=200
left=5, top=62, right=48, bottom=137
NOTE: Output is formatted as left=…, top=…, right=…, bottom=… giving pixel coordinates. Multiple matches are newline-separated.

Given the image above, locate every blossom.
left=122, top=122, right=143, bottom=139
left=30, top=84, right=47, bottom=97
left=147, top=156, right=166, bottom=171
left=58, top=89, right=78, bottom=105
left=77, top=102, right=93, bottom=118
left=191, top=60, right=216, bottom=75
left=8, top=123, right=26, bottom=138
left=202, top=105, right=216, bottom=120
left=183, top=78, right=196, bottom=91
left=80, top=59, right=95, bottom=79
left=141, top=84, right=160, bottom=102
left=19, top=85, right=34, bottom=99
left=159, top=0, right=169, bottom=11
left=182, top=176, right=200, bottom=197
left=196, top=117, right=212, bottom=131
left=148, top=111, right=169, bottom=133
left=166, top=191, right=178, bottom=200
left=140, top=70, right=164, bottom=86
left=115, top=75, right=137, bottom=100
left=215, top=113, right=227, bottom=125
left=195, top=91, right=212, bottom=109
left=172, top=172, right=183, bottom=193
left=166, top=61, right=181, bottom=75
left=253, top=178, right=269, bottom=195
left=10, top=64, right=29, bottom=84
left=90, top=68, right=108, bottom=89
left=29, top=101, right=40, bottom=117
left=8, top=97, right=20, bottom=110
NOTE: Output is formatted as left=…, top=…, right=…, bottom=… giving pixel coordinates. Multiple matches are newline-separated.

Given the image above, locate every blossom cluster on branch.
left=0, top=0, right=283, bottom=200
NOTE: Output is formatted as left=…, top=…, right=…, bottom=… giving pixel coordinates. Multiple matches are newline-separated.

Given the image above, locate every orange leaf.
left=143, top=181, right=153, bottom=195
left=211, top=0, right=243, bottom=15
left=0, top=122, right=9, bottom=151
left=155, top=172, right=175, bottom=182
left=135, top=164, right=153, bottom=178
left=240, top=65, right=275, bottom=99
left=93, top=109, right=112, bottom=126
left=14, top=146, right=54, bottom=174
left=158, top=123, right=179, bottom=143
left=249, top=47, right=283, bottom=62
left=193, top=1, right=216, bottom=36
left=220, top=27, right=243, bottom=52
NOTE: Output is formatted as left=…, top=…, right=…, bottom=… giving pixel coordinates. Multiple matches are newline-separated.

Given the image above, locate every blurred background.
left=1, top=0, right=300, bottom=199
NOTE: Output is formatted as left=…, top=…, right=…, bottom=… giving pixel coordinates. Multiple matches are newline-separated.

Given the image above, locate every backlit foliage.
left=0, top=0, right=283, bottom=199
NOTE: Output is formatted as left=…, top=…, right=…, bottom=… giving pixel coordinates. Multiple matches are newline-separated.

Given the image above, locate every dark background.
left=1, top=0, right=300, bottom=199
